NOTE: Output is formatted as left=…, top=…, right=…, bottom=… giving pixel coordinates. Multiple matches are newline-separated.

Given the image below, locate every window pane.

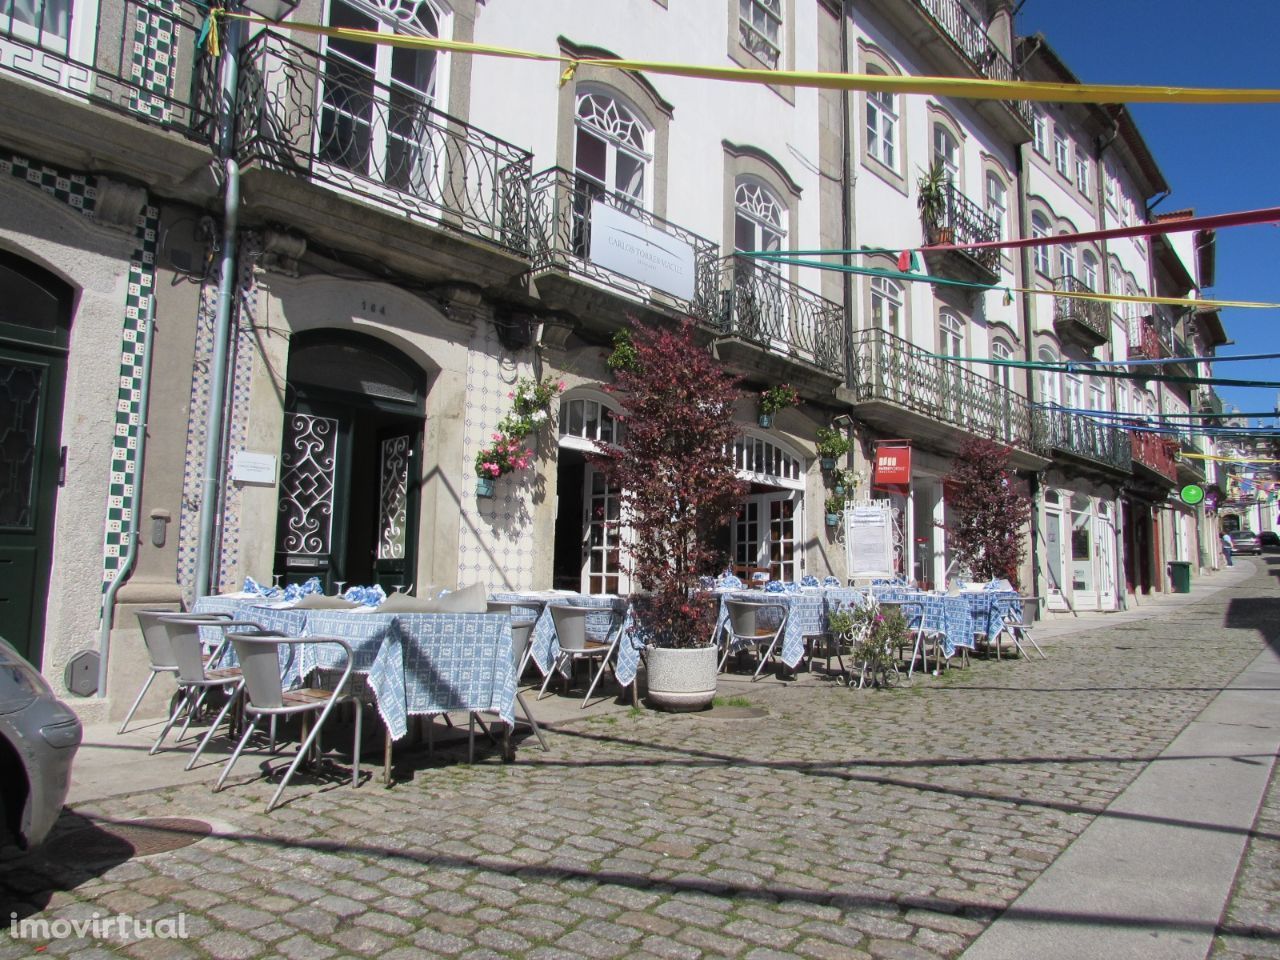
left=615, top=151, right=645, bottom=200
left=575, top=129, right=608, bottom=184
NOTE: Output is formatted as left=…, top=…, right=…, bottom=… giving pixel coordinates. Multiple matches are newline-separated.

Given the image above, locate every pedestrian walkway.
left=4, top=559, right=1277, bottom=959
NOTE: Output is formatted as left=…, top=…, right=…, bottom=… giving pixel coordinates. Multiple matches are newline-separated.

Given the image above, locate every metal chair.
left=150, top=615, right=259, bottom=766
left=217, top=633, right=362, bottom=812
left=488, top=601, right=541, bottom=678
left=507, top=617, right=549, bottom=750
left=537, top=605, right=614, bottom=704
left=720, top=600, right=788, bottom=681
left=999, top=595, right=1047, bottom=660
left=119, top=610, right=232, bottom=735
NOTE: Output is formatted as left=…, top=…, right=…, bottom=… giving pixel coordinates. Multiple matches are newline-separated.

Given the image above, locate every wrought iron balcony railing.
left=911, top=0, right=1032, bottom=127
left=716, top=255, right=843, bottom=375
left=923, top=183, right=1002, bottom=275
left=1130, top=428, right=1178, bottom=484
left=1052, top=276, right=1110, bottom=348
left=849, top=328, right=1043, bottom=452
left=1127, top=316, right=1166, bottom=361
left=526, top=166, right=721, bottom=323
left=0, top=0, right=211, bottom=137
left=232, top=31, right=532, bottom=252
left=1042, top=409, right=1132, bottom=473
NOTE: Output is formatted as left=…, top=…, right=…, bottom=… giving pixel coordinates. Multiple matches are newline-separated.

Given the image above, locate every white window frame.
left=933, top=123, right=960, bottom=184
left=865, top=71, right=897, bottom=169
left=1032, top=110, right=1048, bottom=157
left=871, top=275, right=903, bottom=338
left=1081, top=251, right=1099, bottom=292
left=938, top=310, right=964, bottom=359
left=1053, top=129, right=1070, bottom=178
left=574, top=88, right=653, bottom=206
left=558, top=390, right=624, bottom=452
left=1075, top=152, right=1090, bottom=195
left=738, top=0, right=781, bottom=70
left=1031, top=213, right=1051, bottom=276
left=734, top=178, right=787, bottom=256
left=1058, top=241, right=1076, bottom=281
left=1038, top=346, right=1060, bottom=407
left=985, top=173, right=1007, bottom=241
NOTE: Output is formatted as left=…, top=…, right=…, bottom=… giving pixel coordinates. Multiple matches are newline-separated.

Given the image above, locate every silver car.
left=0, top=638, right=82, bottom=849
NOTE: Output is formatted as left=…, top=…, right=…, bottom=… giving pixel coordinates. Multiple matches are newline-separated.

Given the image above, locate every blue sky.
left=1016, top=0, right=1280, bottom=425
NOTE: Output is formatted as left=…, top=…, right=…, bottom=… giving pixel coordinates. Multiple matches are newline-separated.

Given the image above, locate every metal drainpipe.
left=838, top=4, right=856, bottom=472
left=96, top=308, right=156, bottom=696
left=194, top=17, right=243, bottom=599
left=1014, top=143, right=1043, bottom=600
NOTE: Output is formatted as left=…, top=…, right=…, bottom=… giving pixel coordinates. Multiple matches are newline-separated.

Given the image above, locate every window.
left=1033, top=110, right=1048, bottom=157
left=938, top=311, right=964, bottom=359
left=559, top=394, right=622, bottom=448
left=933, top=124, right=959, bottom=184
left=865, top=69, right=897, bottom=168
left=991, top=339, right=1014, bottom=392
left=1081, top=251, right=1099, bottom=292
left=1053, top=130, right=1070, bottom=178
left=1075, top=152, right=1090, bottom=195
left=871, top=276, right=902, bottom=337
left=1104, top=162, right=1117, bottom=209
left=1031, top=213, right=1051, bottom=275
left=734, top=180, right=786, bottom=256
left=1038, top=346, right=1060, bottom=406
left=575, top=90, right=650, bottom=204
left=1089, top=380, right=1106, bottom=413
left=1057, top=240, right=1076, bottom=280
left=319, top=0, right=443, bottom=195
left=985, top=173, right=1007, bottom=241
left=739, top=0, right=781, bottom=69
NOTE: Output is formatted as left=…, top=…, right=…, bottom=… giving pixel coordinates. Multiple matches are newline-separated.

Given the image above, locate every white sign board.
left=845, top=501, right=895, bottom=579
left=589, top=200, right=696, bottom=301
left=230, top=451, right=278, bottom=485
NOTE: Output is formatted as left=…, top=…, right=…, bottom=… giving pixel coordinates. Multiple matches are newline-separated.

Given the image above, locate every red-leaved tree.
left=943, top=437, right=1031, bottom=587
left=596, top=318, right=747, bottom=647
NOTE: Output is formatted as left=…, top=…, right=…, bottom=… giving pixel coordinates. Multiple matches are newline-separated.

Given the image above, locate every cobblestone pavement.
left=4, top=564, right=1279, bottom=960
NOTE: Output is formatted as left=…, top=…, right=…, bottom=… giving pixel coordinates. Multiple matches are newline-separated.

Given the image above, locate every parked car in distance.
left=0, top=637, right=81, bottom=849
left=1259, top=530, right=1280, bottom=550
left=1228, top=530, right=1261, bottom=555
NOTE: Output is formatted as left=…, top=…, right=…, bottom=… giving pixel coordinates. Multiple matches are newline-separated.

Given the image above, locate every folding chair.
left=720, top=599, right=788, bottom=681
left=509, top=617, right=549, bottom=750
left=217, top=633, right=362, bottom=811
left=1000, top=595, right=1047, bottom=660
left=119, top=610, right=232, bottom=735
left=150, top=614, right=259, bottom=767
left=537, top=605, right=614, bottom=704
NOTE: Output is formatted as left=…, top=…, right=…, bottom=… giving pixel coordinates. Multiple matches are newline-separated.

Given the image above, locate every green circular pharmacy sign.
left=1180, top=484, right=1205, bottom=505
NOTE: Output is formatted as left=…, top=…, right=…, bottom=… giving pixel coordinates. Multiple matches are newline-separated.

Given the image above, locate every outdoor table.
left=955, top=591, right=1023, bottom=644
left=870, top=588, right=976, bottom=660
left=191, top=595, right=310, bottom=682
left=712, top=588, right=870, bottom=670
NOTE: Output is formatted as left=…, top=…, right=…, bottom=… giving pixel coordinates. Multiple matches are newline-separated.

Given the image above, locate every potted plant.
left=815, top=426, right=852, bottom=472
left=917, top=159, right=952, bottom=245
left=757, top=383, right=799, bottom=428
left=474, top=433, right=533, bottom=497
left=596, top=317, right=748, bottom=711
left=847, top=604, right=909, bottom=688
left=943, top=437, right=1031, bottom=585
left=831, top=467, right=857, bottom=498
left=824, top=494, right=844, bottom=527
left=473, top=376, right=564, bottom=498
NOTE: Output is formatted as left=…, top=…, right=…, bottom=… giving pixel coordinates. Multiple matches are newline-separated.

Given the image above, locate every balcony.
left=0, top=0, right=214, bottom=191
left=907, top=0, right=1031, bottom=133
left=1176, top=434, right=1207, bottom=485
left=1164, top=331, right=1197, bottom=380
left=1042, top=410, right=1132, bottom=474
left=231, top=31, right=533, bottom=284
left=527, top=166, right=721, bottom=332
left=920, top=183, right=1002, bottom=285
left=1052, top=276, right=1110, bottom=352
left=846, top=328, right=1047, bottom=465
left=715, top=256, right=844, bottom=380
left=1129, top=429, right=1178, bottom=487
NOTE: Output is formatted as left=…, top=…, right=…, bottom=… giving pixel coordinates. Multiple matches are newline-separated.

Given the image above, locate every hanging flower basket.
left=833, top=482, right=846, bottom=497
left=820, top=456, right=837, bottom=472
left=476, top=476, right=495, bottom=498
left=757, top=413, right=773, bottom=429
left=826, top=512, right=840, bottom=527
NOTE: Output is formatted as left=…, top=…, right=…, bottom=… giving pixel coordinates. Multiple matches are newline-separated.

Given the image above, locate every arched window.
left=320, top=0, right=445, bottom=192
left=938, top=311, right=964, bottom=359
left=871, top=276, right=902, bottom=337
left=1031, top=213, right=1051, bottom=275
left=575, top=90, right=651, bottom=204
left=932, top=123, right=959, bottom=183
left=558, top=391, right=623, bottom=449
left=1037, top=346, right=1060, bottom=406
left=1081, top=250, right=1099, bottom=291
left=734, top=179, right=786, bottom=256
left=1057, top=238, right=1076, bottom=280
left=732, top=434, right=804, bottom=488
left=865, top=68, right=897, bottom=167
left=991, top=338, right=1014, bottom=392
left=985, top=173, right=1007, bottom=240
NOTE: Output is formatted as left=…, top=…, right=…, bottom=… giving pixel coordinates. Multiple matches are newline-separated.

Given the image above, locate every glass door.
left=582, top=465, right=626, bottom=595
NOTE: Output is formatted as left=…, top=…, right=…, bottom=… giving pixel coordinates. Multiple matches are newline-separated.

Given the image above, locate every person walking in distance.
left=1222, top=531, right=1233, bottom=567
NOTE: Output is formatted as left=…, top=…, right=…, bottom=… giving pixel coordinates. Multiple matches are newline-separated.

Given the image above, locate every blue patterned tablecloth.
left=299, top=610, right=399, bottom=678
left=711, top=588, right=871, bottom=669
left=955, top=591, right=1023, bottom=641
left=528, top=595, right=627, bottom=676
left=871, top=589, right=976, bottom=658
left=371, top=613, right=516, bottom=740
left=191, top=596, right=308, bottom=681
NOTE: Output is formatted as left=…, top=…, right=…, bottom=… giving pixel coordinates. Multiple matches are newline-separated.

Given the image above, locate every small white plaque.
left=231, top=451, right=277, bottom=485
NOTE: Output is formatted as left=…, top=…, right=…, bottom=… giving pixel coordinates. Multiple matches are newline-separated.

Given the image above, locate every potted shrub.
left=824, top=494, right=844, bottom=527
left=831, top=467, right=857, bottom=498
left=943, top=437, right=1031, bottom=585
left=847, top=604, right=909, bottom=688
left=757, top=383, right=799, bottom=429
left=917, top=159, right=953, bottom=245
left=596, top=317, right=748, bottom=711
left=815, top=426, right=852, bottom=472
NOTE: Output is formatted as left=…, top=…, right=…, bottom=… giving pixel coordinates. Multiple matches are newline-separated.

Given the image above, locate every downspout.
left=1014, top=143, right=1043, bottom=602
left=194, top=16, right=244, bottom=599
left=96, top=307, right=156, bottom=696
left=839, top=2, right=854, bottom=390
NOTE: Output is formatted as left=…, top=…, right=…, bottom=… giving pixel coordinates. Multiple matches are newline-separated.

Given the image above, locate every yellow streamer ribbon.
left=224, top=14, right=1280, bottom=105
left=1015, top=287, right=1279, bottom=312
left=1184, top=453, right=1280, bottom=464
left=204, top=7, right=220, bottom=58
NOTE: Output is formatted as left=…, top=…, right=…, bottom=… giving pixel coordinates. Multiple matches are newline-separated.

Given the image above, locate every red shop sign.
left=874, top=445, right=911, bottom=486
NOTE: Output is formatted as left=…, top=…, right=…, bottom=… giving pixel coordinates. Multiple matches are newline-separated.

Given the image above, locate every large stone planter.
left=645, top=644, right=718, bottom=712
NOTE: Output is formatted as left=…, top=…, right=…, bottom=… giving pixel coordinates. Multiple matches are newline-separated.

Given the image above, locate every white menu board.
left=845, top=500, right=895, bottom=579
